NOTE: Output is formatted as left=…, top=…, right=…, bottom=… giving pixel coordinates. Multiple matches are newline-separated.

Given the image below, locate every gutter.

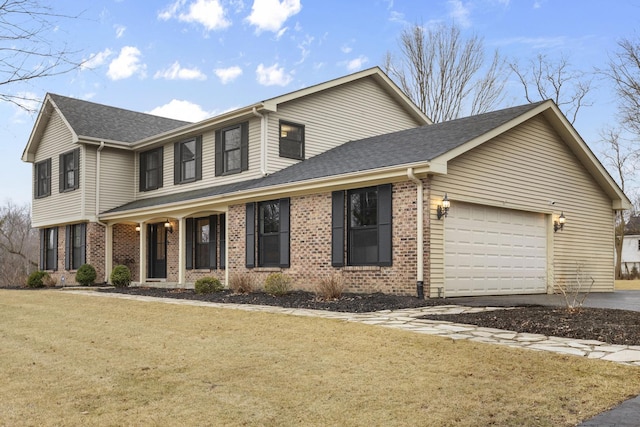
left=407, top=167, right=424, bottom=299
left=252, top=107, right=269, bottom=176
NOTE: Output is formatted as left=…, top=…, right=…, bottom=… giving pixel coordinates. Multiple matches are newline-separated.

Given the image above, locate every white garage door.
left=444, top=203, right=547, bottom=296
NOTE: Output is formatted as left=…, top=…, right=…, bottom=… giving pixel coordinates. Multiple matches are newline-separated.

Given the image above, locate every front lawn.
left=1, top=290, right=639, bottom=426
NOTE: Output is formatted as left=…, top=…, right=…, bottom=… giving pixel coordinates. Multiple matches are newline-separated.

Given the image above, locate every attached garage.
left=444, top=203, right=547, bottom=296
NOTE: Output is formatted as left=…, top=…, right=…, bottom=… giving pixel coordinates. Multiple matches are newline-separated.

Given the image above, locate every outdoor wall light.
left=554, top=212, right=566, bottom=232
left=437, top=193, right=450, bottom=220
left=164, top=219, right=173, bottom=233
left=135, top=225, right=141, bottom=232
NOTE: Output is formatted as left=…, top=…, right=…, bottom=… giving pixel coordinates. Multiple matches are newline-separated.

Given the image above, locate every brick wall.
left=227, top=179, right=430, bottom=296
left=86, top=223, right=105, bottom=283
left=112, top=223, right=139, bottom=282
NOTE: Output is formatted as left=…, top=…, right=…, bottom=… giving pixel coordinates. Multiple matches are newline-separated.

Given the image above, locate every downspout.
left=407, top=168, right=424, bottom=299
left=96, top=142, right=111, bottom=283
left=252, top=107, right=269, bottom=176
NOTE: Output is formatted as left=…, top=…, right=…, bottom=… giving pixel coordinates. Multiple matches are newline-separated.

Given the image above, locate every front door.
left=148, top=224, right=167, bottom=279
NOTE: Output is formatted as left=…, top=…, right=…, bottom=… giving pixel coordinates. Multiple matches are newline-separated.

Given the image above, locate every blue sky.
left=2, top=0, right=639, bottom=206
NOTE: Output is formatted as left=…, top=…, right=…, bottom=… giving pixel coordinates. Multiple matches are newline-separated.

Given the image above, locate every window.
left=39, top=227, right=57, bottom=270
left=59, top=149, right=79, bottom=192
left=186, top=215, right=226, bottom=270
left=139, top=147, right=163, bottom=191
left=279, top=121, right=304, bottom=160
left=35, top=158, right=51, bottom=198
left=331, top=184, right=392, bottom=267
left=65, top=223, right=86, bottom=270
left=174, top=137, right=202, bottom=184
left=215, top=122, right=248, bottom=176
left=245, top=199, right=290, bottom=268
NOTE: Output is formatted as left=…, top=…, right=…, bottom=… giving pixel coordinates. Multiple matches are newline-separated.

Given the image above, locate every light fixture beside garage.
left=554, top=212, right=566, bottom=232
left=437, top=193, right=450, bottom=220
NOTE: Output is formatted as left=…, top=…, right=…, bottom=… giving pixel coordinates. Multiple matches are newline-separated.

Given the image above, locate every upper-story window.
left=174, top=136, right=202, bottom=184
left=59, top=148, right=80, bottom=192
left=139, top=147, right=163, bottom=192
left=215, top=122, right=248, bottom=176
left=34, top=158, right=51, bottom=199
left=279, top=121, right=305, bottom=160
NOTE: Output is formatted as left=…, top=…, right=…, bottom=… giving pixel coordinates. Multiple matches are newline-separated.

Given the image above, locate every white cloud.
left=159, top=0, right=231, bottom=31
left=81, top=48, right=113, bottom=71
left=246, top=0, right=301, bottom=33
left=107, top=46, right=146, bottom=80
left=256, top=63, right=293, bottom=86
left=345, top=55, right=368, bottom=72
left=10, top=91, right=40, bottom=122
left=214, top=66, right=243, bottom=84
left=147, top=99, right=212, bottom=122
left=154, top=61, right=207, bottom=80
left=341, top=44, right=352, bottom=54
left=448, top=0, right=472, bottom=28
left=114, top=24, right=126, bottom=38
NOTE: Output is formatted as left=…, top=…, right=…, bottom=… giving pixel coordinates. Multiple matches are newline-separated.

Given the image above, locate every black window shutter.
left=215, top=130, right=223, bottom=176
left=279, top=198, right=290, bottom=268
left=79, top=223, right=86, bottom=265
left=246, top=203, right=255, bottom=268
left=185, top=218, right=193, bottom=269
left=58, top=153, right=64, bottom=193
left=195, top=136, right=203, bottom=181
left=209, top=215, right=217, bottom=270
left=64, top=225, right=71, bottom=270
left=241, top=122, right=249, bottom=171
left=139, top=152, right=146, bottom=191
left=219, top=213, right=226, bottom=269
left=331, top=191, right=345, bottom=267
left=39, top=229, right=45, bottom=269
left=377, top=184, right=393, bottom=266
left=45, top=159, right=52, bottom=196
left=52, top=227, right=58, bottom=271
left=73, top=149, right=80, bottom=190
left=157, top=147, right=164, bottom=189
left=173, top=142, right=180, bottom=185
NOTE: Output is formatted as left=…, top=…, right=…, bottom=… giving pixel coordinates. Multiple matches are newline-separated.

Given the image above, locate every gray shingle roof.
left=105, top=101, right=544, bottom=214
left=49, top=94, right=191, bottom=143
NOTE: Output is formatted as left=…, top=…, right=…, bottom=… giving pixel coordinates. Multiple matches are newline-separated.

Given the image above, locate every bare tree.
left=606, top=37, right=640, bottom=135
left=384, top=23, right=508, bottom=123
left=0, top=0, right=82, bottom=109
left=509, top=53, right=593, bottom=124
left=599, top=127, right=639, bottom=279
left=0, top=200, right=38, bottom=285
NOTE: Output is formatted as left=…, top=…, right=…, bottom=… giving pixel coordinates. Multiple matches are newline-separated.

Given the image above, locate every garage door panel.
left=445, top=203, right=547, bottom=296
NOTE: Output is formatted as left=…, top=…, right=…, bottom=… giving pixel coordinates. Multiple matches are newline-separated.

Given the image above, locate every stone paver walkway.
left=68, top=290, right=640, bottom=365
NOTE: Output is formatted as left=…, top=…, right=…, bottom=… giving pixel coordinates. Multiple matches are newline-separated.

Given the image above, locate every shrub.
left=264, top=273, right=292, bottom=296
left=315, top=274, right=345, bottom=301
left=228, top=272, right=255, bottom=294
left=110, top=265, right=132, bottom=288
left=26, top=271, right=48, bottom=288
left=195, top=277, right=224, bottom=294
left=76, top=264, right=97, bottom=286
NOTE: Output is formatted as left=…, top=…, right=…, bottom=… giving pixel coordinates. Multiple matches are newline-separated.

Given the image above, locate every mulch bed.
left=10, top=286, right=640, bottom=346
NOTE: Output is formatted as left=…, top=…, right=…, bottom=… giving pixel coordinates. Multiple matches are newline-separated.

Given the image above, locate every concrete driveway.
left=444, top=290, right=640, bottom=312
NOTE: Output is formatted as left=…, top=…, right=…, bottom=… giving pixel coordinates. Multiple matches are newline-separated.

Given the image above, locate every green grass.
left=1, top=290, right=640, bottom=426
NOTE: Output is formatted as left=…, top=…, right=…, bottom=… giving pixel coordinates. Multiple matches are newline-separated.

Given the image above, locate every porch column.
left=105, top=223, right=113, bottom=283
left=139, top=222, right=147, bottom=284
left=178, top=216, right=186, bottom=286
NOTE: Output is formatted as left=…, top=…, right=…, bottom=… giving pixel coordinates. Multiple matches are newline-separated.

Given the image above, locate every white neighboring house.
left=622, top=217, right=640, bottom=276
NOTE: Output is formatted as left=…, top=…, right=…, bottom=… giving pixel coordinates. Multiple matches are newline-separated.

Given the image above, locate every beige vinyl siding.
left=83, top=147, right=96, bottom=219
left=32, top=111, right=85, bottom=228
left=99, top=147, right=135, bottom=213
left=134, top=118, right=263, bottom=201
left=267, top=76, right=425, bottom=173
left=429, top=115, right=615, bottom=294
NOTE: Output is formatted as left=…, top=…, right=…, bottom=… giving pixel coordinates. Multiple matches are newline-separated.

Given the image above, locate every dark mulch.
left=9, top=286, right=640, bottom=346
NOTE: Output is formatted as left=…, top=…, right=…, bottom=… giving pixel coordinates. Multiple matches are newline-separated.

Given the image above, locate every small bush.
left=76, top=264, right=97, bottom=286
left=228, top=272, right=255, bottom=294
left=315, top=274, right=344, bottom=301
left=43, top=274, right=57, bottom=287
left=26, top=271, right=49, bottom=288
left=264, top=273, right=292, bottom=296
left=110, top=265, right=132, bottom=288
left=195, top=277, right=224, bottom=294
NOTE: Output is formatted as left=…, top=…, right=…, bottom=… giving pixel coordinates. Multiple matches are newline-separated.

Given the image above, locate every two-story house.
left=22, top=67, right=630, bottom=297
